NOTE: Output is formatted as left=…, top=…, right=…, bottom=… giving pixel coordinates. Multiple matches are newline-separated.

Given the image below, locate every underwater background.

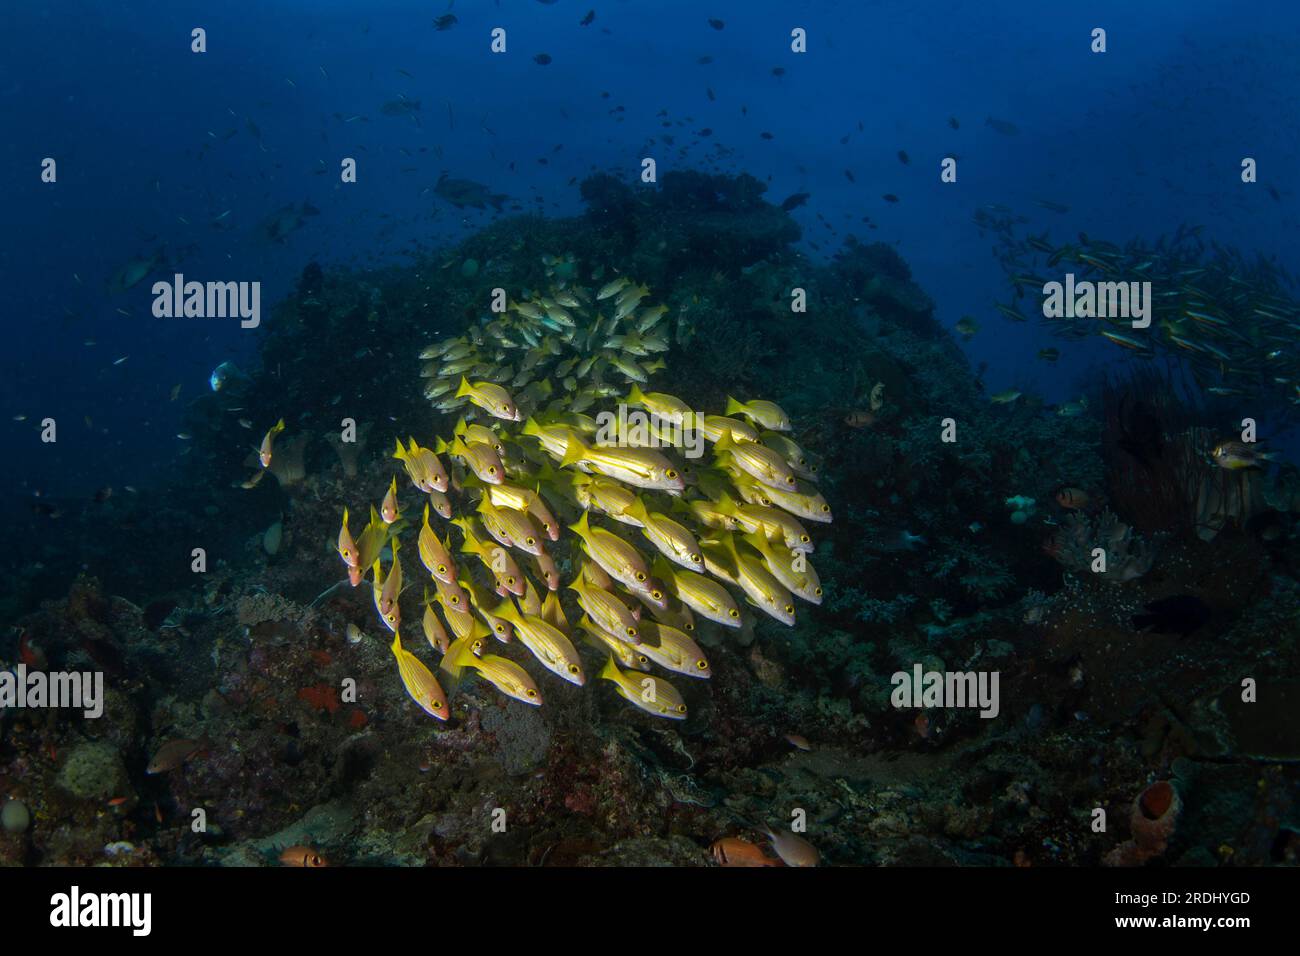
left=2, top=0, right=1298, bottom=868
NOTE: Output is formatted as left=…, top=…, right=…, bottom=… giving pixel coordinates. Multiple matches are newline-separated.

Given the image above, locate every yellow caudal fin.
left=455, top=376, right=473, bottom=399
left=724, top=396, right=745, bottom=417
left=560, top=434, right=588, bottom=469
left=598, top=655, right=622, bottom=685
left=568, top=509, right=592, bottom=537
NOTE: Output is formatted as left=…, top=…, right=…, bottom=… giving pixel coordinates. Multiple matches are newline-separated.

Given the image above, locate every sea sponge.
left=1103, top=780, right=1181, bottom=866
left=58, top=741, right=129, bottom=801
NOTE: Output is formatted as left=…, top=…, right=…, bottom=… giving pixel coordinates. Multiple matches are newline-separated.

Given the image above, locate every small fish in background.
left=279, top=846, right=329, bottom=867
left=533, top=53, right=553, bottom=65
left=147, top=736, right=211, bottom=774
left=708, top=17, right=725, bottom=30
left=1037, top=348, right=1060, bottom=362
left=1054, top=487, right=1089, bottom=509
left=93, top=486, right=113, bottom=503
left=711, top=837, right=781, bottom=867
left=985, top=115, right=1021, bottom=135
left=433, top=14, right=457, bottom=30
left=990, top=389, right=1022, bottom=404
left=948, top=116, right=960, bottom=129
left=955, top=316, right=979, bottom=338
left=1056, top=397, right=1088, bottom=417
left=1132, top=595, right=1211, bottom=637
left=843, top=409, right=875, bottom=429
left=897, top=149, right=910, bottom=165
left=1211, top=441, right=1276, bottom=471
left=258, top=418, right=286, bottom=468
left=580, top=9, right=595, bottom=26
left=209, top=361, right=241, bottom=392
left=784, top=733, right=812, bottom=751
left=882, top=193, right=899, bottom=203
left=779, top=192, right=810, bottom=211
left=761, top=826, right=820, bottom=867
left=1033, top=198, right=1070, bottom=213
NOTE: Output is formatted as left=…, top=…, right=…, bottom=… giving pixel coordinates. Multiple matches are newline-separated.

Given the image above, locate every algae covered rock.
left=58, top=740, right=129, bottom=800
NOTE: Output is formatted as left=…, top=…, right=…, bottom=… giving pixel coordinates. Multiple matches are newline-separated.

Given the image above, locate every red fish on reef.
left=279, top=846, right=329, bottom=867
left=146, top=736, right=212, bottom=774
left=711, top=837, right=782, bottom=867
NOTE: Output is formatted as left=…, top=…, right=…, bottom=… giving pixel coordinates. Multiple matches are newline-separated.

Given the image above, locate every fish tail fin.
left=560, top=434, right=589, bottom=469
left=393, top=438, right=407, bottom=460
left=625, top=494, right=650, bottom=525
left=627, top=383, right=647, bottom=407
left=725, top=396, right=745, bottom=417
left=598, top=655, right=621, bottom=684
left=568, top=509, right=592, bottom=537
left=455, top=376, right=473, bottom=399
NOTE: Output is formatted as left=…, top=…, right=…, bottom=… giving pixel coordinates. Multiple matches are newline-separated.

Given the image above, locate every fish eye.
left=728, top=608, right=739, bottom=618
left=696, top=659, right=708, bottom=670
left=676, top=705, right=687, bottom=714
left=800, top=534, right=810, bottom=543
left=507, top=576, right=516, bottom=585
left=685, top=622, right=695, bottom=631
left=815, top=587, right=823, bottom=596
left=637, top=655, right=648, bottom=665
left=666, top=469, right=678, bottom=479
left=690, top=553, right=701, bottom=563
left=786, top=477, right=796, bottom=486
left=488, top=466, right=497, bottom=475
left=821, top=504, right=830, bottom=513
left=526, top=537, right=536, bottom=546
left=635, top=571, right=647, bottom=581
left=437, top=564, right=446, bottom=574
left=433, top=701, right=443, bottom=710
left=451, top=595, right=461, bottom=606
left=568, top=664, right=580, bottom=675
left=785, top=604, right=795, bottom=615
left=526, top=688, right=537, bottom=698
left=626, top=626, right=637, bottom=637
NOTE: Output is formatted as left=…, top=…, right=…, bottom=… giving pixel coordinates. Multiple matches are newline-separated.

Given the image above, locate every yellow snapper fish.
left=258, top=418, right=286, bottom=468
left=569, top=573, right=641, bottom=644
left=394, top=437, right=449, bottom=493
left=371, top=539, right=404, bottom=632
left=389, top=632, right=449, bottom=720
left=624, top=496, right=705, bottom=572
left=560, top=434, right=685, bottom=492
left=493, top=600, right=585, bottom=685
left=718, top=534, right=797, bottom=626
left=569, top=511, right=652, bottom=593
left=625, top=384, right=692, bottom=424
left=459, top=577, right=514, bottom=643
left=428, top=488, right=453, bottom=519
left=699, top=415, right=759, bottom=444
left=447, top=435, right=505, bottom=485
left=418, top=503, right=457, bottom=584
left=337, top=507, right=359, bottom=569
left=598, top=656, right=687, bottom=720
left=635, top=621, right=711, bottom=679
left=441, top=636, right=542, bottom=706
left=421, top=587, right=451, bottom=653
left=742, top=531, right=822, bottom=605
left=715, top=433, right=798, bottom=489
left=749, top=476, right=833, bottom=524
left=653, top=554, right=741, bottom=627
left=381, top=476, right=401, bottom=524
left=725, top=397, right=791, bottom=432
left=578, top=616, right=651, bottom=671
left=455, top=376, right=521, bottom=422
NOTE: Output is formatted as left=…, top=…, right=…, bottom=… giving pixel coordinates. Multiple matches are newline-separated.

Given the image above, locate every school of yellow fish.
left=335, top=267, right=830, bottom=722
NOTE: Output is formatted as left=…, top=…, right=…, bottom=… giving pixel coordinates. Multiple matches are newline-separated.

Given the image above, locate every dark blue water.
left=5, top=0, right=1298, bottom=504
